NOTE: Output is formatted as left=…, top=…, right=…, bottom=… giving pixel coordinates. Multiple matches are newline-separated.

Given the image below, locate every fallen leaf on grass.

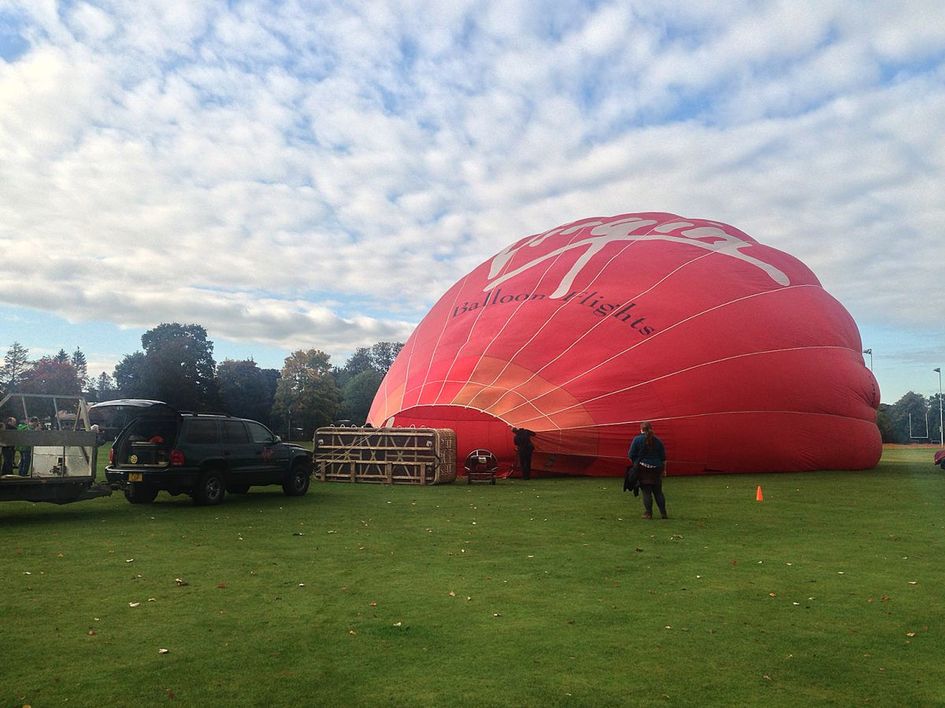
left=216, top=583, right=227, bottom=589
left=370, top=601, right=377, bottom=606
left=448, top=591, right=455, bottom=597
left=158, top=648, right=169, bottom=654
left=908, top=581, right=918, bottom=585
left=175, top=578, right=188, bottom=587
left=87, top=629, right=96, bottom=636
left=906, top=632, right=916, bottom=637
left=128, top=602, right=140, bottom=608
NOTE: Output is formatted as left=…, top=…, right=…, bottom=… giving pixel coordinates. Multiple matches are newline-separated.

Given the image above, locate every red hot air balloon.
left=368, top=212, right=881, bottom=476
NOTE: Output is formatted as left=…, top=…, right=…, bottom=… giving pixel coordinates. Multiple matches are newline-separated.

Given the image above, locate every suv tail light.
left=108, top=447, right=114, bottom=464
left=170, top=449, right=185, bottom=466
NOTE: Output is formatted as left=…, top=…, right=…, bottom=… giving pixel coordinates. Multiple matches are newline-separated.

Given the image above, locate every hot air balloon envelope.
left=369, top=213, right=881, bottom=476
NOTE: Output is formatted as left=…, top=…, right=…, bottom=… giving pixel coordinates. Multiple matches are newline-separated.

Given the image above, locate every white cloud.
left=0, top=0, right=943, bottom=400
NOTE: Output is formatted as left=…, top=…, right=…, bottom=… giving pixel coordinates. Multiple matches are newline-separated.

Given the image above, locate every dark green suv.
left=106, top=404, right=312, bottom=505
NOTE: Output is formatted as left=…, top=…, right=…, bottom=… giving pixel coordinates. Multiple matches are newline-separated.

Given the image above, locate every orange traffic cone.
left=755, top=485, right=764, bottom=502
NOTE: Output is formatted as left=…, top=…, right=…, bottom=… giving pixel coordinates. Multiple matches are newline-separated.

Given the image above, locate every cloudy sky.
left=1, top=0, right=943, bottom=404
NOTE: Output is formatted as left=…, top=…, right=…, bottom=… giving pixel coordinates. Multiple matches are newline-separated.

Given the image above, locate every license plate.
left=128, top=473, right=144, bottom=482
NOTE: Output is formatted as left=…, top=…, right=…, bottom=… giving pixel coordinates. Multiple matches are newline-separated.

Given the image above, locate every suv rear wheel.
left=194, top=468, right=227, bottom=506
left=125, top=483, right=158, bottom=504
left=282, top=461, right=311, bottom=497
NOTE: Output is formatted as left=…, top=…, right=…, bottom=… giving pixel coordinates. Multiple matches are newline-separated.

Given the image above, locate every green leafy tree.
left=113, top=352, right=151, bottom=399
left=876, top=404, right=896, bottom=443
left=887, top=391, right=930, bottom=443
left=273, top=349, right=340, bottom=439
left=140, top=323, right=220, bottom=410
left=929, top=392, right=944, bottom=446
left=334, top=341, right=404, bottom=418
left=1, top=342, right=30, bottom=394
left=338, top=368, right=384, bottom=424
left=336, top=341, right=404, bottom=386
left=217, top=359, right=275, bottom=424
left=18, top=357, right=81, bottom=395
left=368, top=341, right=403, bottom=373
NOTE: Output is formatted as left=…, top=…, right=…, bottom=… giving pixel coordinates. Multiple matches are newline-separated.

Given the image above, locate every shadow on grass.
left=0, top=484, right=320, bottom=524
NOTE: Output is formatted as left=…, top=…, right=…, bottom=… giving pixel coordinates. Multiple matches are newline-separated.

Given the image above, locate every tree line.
left=880, top=391, right=944, bottom=445
left=0, top=324, right=403, bottom=439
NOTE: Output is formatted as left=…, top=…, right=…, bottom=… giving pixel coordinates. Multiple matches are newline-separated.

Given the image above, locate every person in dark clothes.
left=512, top=427, right=536, bottom=480
left=628, top=421, right=667, bottom=519
left=1, top=416, right=17, bottom=475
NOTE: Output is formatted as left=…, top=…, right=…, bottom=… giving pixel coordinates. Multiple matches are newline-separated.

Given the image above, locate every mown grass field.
left=1, top=446, right=943, bottom=707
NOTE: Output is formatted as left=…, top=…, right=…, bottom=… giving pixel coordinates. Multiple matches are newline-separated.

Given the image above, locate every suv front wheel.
left=282, top=461, right=311, bottom=497
left=194, top=468, right=227, bottom=506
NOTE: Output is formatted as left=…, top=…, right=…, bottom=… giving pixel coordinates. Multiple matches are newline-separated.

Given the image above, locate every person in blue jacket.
left=628, top=421, right=667, bottom=519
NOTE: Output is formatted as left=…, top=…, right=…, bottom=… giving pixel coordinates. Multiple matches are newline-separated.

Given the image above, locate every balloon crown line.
left=486, top=215, right=791, bottom=299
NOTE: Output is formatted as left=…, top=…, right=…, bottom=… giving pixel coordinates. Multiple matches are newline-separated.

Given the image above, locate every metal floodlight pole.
left=863, top=348, right=873, bottom=371
left=932, top=366, right=943, bottom=445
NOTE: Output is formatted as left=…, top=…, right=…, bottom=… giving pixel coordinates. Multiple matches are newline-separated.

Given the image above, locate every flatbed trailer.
left=0, top=394, right=111, bottom=504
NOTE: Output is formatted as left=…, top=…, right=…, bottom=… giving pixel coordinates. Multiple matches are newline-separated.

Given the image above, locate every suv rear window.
left=121, top=418, right=178, bottom=444
left=185, top=419, right=220, bottom=444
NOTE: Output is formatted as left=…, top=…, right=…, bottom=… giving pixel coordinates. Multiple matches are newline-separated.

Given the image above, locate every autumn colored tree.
left=18, top=357, right=82, bottom=395
left=273, top=349, right=340, bottom=438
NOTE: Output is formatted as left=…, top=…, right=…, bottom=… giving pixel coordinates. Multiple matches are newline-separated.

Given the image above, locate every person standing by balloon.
left=628, top=421, right=667, bottom=519
left=512, top=427, right=536, bottom=480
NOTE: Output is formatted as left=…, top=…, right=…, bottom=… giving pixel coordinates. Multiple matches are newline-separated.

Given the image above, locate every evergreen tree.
left=71, top=348, right=89, bottom=390
left=96, top=372, right=117, bottom=401
left=1, top=342, right=31, bottom=394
